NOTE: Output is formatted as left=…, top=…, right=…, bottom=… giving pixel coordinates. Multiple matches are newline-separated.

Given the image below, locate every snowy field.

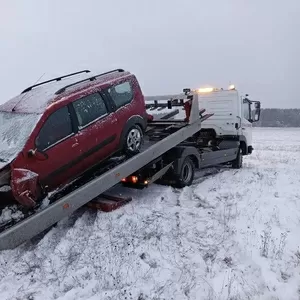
left=1, top=127, right=300, bottom=300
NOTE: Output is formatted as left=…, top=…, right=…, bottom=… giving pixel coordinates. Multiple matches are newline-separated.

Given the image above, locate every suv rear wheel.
left=173, top=156, right=195, bottom=188
left=123, top=125, right=143, bottom=155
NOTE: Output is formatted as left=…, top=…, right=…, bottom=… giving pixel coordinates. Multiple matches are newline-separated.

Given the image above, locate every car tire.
left=123, top=125, right=144, bottom=156
left=173, top=156, right=195, bottom=188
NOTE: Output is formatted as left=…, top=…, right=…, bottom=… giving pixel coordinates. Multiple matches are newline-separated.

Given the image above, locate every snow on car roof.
left=0, top=70, right=129, bottom=114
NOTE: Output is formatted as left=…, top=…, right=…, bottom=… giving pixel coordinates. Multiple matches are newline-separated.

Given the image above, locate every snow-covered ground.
left=1, top=127, right=300, bottom=300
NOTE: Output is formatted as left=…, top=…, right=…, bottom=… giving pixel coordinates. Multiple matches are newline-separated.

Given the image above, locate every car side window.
left=35, top=106, right=73, bottom=150
left=108, top=81, right=133, bottom=109
left=73, top=93, right=108, bottom=128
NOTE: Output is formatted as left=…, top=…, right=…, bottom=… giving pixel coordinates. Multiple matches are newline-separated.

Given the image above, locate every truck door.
left=198, top=90, right=240, bottom=136
left=241, top=99, right=253, bottom=148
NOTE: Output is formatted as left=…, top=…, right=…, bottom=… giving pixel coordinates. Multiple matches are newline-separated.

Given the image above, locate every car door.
left=106, top=80, right=136, bottom=129
left=23, top=105, right=83, bottom=190
left=71, top=91, right=119, bottom=171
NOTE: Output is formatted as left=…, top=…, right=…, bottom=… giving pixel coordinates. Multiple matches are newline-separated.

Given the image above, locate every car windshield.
left=0, top=111, right=41, bottom=163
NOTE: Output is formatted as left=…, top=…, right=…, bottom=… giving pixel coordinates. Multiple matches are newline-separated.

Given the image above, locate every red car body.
left=0, top=69, right=149, bottom=208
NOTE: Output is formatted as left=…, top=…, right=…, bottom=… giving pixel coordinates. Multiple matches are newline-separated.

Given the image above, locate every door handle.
left=236, top=116, right=241, bottom=129
left=112, top=118, right=118, bottom=124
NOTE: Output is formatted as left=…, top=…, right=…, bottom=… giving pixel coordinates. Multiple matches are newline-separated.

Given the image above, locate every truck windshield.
left=0, top=111, right=41, bottom=163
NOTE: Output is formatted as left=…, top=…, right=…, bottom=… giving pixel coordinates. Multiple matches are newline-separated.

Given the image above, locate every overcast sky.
left=0, top=0, right=299, bottom=108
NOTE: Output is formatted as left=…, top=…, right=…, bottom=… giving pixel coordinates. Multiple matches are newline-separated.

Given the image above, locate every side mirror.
left=183, top=88, right=191, bottom=95
left=251, top=101, right=261, bottom=122
left=28, top=148, right=48, bottom=160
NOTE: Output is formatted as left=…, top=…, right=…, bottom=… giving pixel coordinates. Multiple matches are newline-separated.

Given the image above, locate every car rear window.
left=108, top=81, right=133, bottom=109
left=73, top=93, right=108, bottom=128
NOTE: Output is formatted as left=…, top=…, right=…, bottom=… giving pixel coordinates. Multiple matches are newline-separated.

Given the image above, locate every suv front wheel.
left=123, top=125, right=143, bottom=156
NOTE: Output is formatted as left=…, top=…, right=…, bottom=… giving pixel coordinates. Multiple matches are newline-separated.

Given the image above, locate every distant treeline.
left=253, top=109, right=300, bottom=127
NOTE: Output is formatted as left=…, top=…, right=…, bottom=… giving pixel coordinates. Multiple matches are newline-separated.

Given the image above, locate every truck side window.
left=243, top=101, right=251, bottom=121
left=108, top=81, right=133, bottom=109
left=35, top=106, right=73, bottom=150
left=73, top=93, right=108, bottom=128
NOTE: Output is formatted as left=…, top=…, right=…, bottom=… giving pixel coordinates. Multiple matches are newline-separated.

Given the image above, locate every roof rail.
left=55, top=68, right=125, bottom=95
left=21, top=70, right=91, bottom=94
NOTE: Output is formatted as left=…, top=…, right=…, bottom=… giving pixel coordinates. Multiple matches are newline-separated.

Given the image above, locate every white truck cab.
left=192, top=85, right=261, bottom=155
left=145, top=85, right=261, bottom=156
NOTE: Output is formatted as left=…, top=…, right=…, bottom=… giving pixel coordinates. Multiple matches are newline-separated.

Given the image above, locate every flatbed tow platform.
left=0, top=92, right=240, bottom=251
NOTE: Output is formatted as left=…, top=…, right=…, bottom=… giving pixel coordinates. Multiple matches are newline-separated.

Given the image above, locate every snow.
left=0, top=111, right=41, bottom=163
left=14, top=169, right=39, bottom=184
left=147, top=106, right=185, bottom=120
left=0, top=127, right=300, bottom=299
left=0, top=70, right=127, bottom=114
left=0, top=72, right=93, bottom=114
left=0, top=206, right=24, bottom=225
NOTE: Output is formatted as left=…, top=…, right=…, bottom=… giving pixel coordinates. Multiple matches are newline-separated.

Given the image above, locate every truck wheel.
left=232, top=148, right=243, bottom=169
left=123, top=125, right=143, bottom=156
left=174, top=157, right=195, bottom=188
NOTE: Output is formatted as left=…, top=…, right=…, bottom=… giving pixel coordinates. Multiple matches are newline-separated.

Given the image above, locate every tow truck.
left=0, top=84, right=261, bottom=251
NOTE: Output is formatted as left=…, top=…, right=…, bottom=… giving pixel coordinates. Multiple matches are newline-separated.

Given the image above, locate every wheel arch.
left=167, top=146, right=201, bottom=175
left=118, top=115, right=147, bottom=150
left=199, top=128, right=217, bottom=137
left=189, top=154, right=199, bottom=169
left=240, top=140, right=247, bottom=155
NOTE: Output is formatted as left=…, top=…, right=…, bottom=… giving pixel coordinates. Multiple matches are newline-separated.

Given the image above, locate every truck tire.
left=123, top=125, right=144, bottom=156
left=232, top=148, right=243, bottom=169
left=174, top=156, right=195, bottom=188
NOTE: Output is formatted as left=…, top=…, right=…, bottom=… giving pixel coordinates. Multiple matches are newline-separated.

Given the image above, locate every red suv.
left=0, top=69, right=148, bottom=208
